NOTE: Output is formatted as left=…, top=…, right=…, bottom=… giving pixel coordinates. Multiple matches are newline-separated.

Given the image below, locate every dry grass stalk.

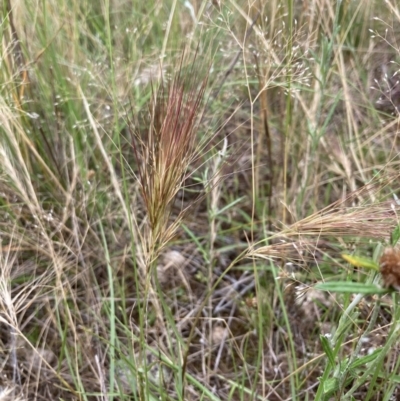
left=248, top=179, right=400, bottom=261
left=129, top=53, right=211, bottom=331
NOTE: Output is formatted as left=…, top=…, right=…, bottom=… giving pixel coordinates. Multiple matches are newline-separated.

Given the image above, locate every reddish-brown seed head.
left=380, top=247, right=400, bottom=290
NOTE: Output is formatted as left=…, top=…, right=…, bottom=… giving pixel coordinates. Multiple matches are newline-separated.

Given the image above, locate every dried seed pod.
left=379, top=247, right=400, bottom=290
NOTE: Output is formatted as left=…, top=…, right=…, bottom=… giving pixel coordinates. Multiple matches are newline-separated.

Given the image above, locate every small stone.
left=211, top=326, right=227, bottom=345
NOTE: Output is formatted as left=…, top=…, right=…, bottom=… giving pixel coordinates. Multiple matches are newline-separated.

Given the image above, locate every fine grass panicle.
left=2, top=0, right=400, bottom=400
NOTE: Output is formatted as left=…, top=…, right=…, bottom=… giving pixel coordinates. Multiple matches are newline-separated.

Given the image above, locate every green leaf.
left=341, top=254, right=379, bottom=271
left=323, top=377, right=339, bottom=395
left=315, top=281, right=387, bottom=294
left=349, top=348, right=380, bottom=370
left=320, top=335, right=335, bottom=366
left=391, top=225, right=400, bottom=246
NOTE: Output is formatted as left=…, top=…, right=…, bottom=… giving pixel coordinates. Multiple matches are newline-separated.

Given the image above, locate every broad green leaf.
left=341, top=254, right=379, bottom=271
left=323, top=377, right=339, bottom=394
left=315, top=281, right=387, bottom=294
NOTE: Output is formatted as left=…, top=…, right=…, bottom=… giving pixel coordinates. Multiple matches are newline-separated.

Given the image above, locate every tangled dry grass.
left=1, top=0, right=400, bottom=400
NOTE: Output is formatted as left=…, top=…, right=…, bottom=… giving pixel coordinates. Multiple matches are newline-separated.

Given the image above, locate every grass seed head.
left=132, top=53, right=209, bottom=250
left=380, top=247, right=400, bottom=290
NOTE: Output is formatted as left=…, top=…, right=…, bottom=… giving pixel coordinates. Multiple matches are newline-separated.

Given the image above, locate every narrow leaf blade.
left=320, top=335, right=335, bottom=367
left=315, top=281, right=386, bottom=294
left=342, top=254, right=379, bottom=271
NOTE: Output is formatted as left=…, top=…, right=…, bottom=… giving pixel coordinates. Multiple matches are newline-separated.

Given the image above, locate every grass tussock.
left=1, top=0, right=400, bottom=400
